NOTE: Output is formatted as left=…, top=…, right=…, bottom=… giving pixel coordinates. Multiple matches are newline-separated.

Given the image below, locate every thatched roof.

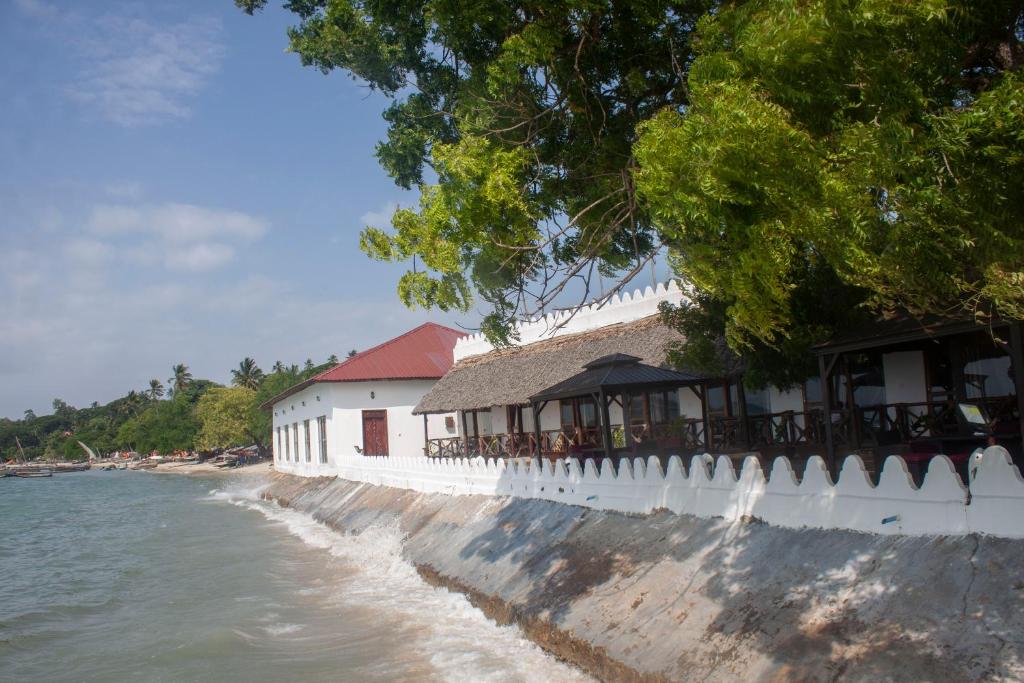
left=414, top=315, right=699, bottom=414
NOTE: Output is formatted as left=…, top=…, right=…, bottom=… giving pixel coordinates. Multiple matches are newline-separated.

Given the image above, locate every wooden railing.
left=427, top=398, right=1019, bottom=458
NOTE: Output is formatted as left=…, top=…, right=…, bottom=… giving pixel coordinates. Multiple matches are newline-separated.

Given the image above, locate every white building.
left=414, top=282, right=1023, bottom=484
left=267, top=323, right=463, bottom=476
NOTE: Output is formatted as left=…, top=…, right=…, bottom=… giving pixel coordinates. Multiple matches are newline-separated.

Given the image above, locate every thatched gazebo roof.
left=414, top=315, right=701, bottom=414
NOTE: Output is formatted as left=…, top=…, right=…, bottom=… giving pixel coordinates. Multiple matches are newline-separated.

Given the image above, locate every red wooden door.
left=362, top=410, right=389, bottom=456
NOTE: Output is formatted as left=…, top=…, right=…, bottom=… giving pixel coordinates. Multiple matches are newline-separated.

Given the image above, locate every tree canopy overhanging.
left=238, top=0, right=1024, bottom=385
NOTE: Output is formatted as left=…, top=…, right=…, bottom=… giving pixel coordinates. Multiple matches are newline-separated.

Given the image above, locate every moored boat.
left=12, top=468, right=52, bottom=478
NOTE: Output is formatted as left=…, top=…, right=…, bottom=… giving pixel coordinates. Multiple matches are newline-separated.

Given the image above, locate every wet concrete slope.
left=263, top=474, right=1024, bottom=683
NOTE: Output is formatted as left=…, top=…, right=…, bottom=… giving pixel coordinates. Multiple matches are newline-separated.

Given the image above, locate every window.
left=629, top=395, right=647, bottom=424
left=560, top=400, right=574, bottom=428
left=649, top=391, right=682, bottom=425
left=506, top=405, right=524, bottom=435
left=578, top=398, right=598, bottom=428
left=317, top=416, right=328, bottom=464
left=293, top=423, right=299, bottom=462
left=665, top=390, right=680, bottom=421
left=744, top=387, right=771, bottom=416
left=706, top=381, right=740, bottom=416
left=803, top=377, right=822, bottom=407
left=284, top=425, right=290, bottom=461
left=559, top=398, right=598, bottom=430
left=303, top=419, right=311, bottom=462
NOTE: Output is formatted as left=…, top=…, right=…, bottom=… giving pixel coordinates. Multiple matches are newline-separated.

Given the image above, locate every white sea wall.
left=453, top=280, right=686, bottom=361
left=331, top=446, right=1024, bottom=538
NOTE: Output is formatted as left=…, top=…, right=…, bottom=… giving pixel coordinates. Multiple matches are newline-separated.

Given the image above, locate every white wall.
left=327, top=446, right=1024, bottom=539
left=883, top=351, right=927, bottom=405
left=272, top=379, right=454, bottom=476
left=454, top=281, right=686, bottom=361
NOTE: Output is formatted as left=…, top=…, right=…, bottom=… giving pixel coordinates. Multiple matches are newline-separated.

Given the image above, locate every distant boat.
left=13, top=469, right=52, bottom=478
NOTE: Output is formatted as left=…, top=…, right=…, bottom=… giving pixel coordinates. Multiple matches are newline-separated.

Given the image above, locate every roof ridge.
left=311, top=321, right=465, bottom=382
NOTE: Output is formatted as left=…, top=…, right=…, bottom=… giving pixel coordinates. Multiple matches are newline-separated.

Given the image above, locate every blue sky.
left=0, top=0, right=674, bottom=419
left=0, top=0, right=472, bottom=418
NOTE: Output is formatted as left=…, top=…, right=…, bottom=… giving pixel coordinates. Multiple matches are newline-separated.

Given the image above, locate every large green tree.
left=195, top=387, right=262, bottom=451
left=237, top=0, right=712, bottom=341
left=240, top=0, right=1024, bottom=384
left=635, top=0, right=1024, bottom=382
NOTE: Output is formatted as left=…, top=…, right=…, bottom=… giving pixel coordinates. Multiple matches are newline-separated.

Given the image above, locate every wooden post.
left=736, top=378, right=750, bottom=451
left=949, top=334, right=966, bottom=403
left=532, top=401, right=543, bottom=459
left=471, top=409, right=479, bottom=456
left=623, top=391, right=634, bottom=454
left=461, top=410, right=470, bottom=457
left=599, top=389, right=615, bottom=461
left=1009, top=323, right=1024, bottom=444
left=700, top=382, right=710, bottom=451
left=819, top=353, right=836, bottom=475
left=422, top=413, right=429, bottom=457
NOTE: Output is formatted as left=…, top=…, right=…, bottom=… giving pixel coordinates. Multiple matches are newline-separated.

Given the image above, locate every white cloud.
left=13, top=0, right=59, bottom=19
left=88, top=202, right=267, bottom=243
left=66, top=14, right=224, bottom=126
left=164, top=242, right=235, bottom=271
left=360, top=201, right=399, bottom=229
left=104, top=181, right=143, bottom=200
left=64, top=238, right=115, bottom=267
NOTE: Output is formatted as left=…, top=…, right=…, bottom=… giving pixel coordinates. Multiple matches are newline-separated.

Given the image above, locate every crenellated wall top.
left=453, top=280, right=685, bottom=361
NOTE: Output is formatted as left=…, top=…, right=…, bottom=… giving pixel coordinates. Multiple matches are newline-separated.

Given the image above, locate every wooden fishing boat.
left=12, top=468, right=52, bottom=478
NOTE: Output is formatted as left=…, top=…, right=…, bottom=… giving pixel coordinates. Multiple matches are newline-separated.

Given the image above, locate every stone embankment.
left=263, top=473, right=1024, bottom=683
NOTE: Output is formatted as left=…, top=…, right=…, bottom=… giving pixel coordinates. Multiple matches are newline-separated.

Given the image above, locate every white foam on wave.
left=212, top=486, right=593, bottom=683
left=262, top=622, right=302, bottom=636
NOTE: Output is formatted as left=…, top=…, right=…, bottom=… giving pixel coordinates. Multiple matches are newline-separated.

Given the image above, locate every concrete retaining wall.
left=331, top=446, right=1024, bottom=538
left=261, top=473, right=1024, bottom=683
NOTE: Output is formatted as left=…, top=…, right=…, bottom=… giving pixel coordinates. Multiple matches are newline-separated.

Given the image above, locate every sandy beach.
left=151, top=460, right=273, bottom=477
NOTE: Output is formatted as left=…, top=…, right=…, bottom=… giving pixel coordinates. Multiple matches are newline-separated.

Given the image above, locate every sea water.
left=0, top=471, right=591, bottom=682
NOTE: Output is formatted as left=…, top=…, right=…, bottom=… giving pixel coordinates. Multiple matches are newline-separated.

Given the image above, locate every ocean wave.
left=208, top=484, right=593, bottom=683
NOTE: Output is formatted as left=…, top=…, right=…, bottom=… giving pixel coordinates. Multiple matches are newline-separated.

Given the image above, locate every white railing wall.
left=328, top=447, right=1024, bottom=539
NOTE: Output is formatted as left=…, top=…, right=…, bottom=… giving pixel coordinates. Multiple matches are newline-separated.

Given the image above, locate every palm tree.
left=121, top=390, right=145, bottom=417
left=347, top=349, right=358, bottom=358
left=168, top=364, right=192, bottom=397
left=272, top=360, right=285, bottom=373
left=304, top=358, right=314, bottom=372
left=327, top=354, right=339, bottom=364
left=231, top=357, right=265, bottom=389
left=288, top=364, right=299, bottom=376
left=23, top=409, right=36, bottom=421
left=148, top=379, right=165, bottom=400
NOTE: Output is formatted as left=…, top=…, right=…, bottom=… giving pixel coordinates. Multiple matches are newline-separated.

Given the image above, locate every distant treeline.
left=0, top=354, right=351, bottom=462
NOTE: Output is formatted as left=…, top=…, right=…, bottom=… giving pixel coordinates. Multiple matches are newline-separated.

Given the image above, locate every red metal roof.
left=313, top=322, right=464, bottom=382
left=261, top=322, right=464, bottom=410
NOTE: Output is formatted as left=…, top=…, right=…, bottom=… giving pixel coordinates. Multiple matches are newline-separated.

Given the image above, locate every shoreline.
left=260, top=470, right=1024, bottom=683
left=150, top=460, right=274, bottom=477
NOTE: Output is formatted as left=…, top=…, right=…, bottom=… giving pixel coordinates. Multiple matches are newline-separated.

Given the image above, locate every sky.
left=0, top=0, right=475, bottom=418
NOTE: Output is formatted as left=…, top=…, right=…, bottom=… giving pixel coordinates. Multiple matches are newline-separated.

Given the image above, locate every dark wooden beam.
left=599, top=389, right=615, bottom=461
left=423, top=413, right=429, bottom=457
left=819, top=353, right=836, bottom=475
left=531, top=401, right=543, bottom=459
left=949, top=334, right=966, bottom=403
left=461, top=410, right=470, bottom=457
left=1010, top=323, right=1024, bottom=444
left=700, top=381, right=710, bottom=450
left=736, top=379, right=751, bottom=451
